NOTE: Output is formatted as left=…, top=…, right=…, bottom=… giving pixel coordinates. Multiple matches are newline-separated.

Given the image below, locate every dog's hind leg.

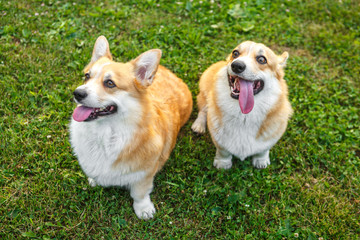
left=191, top=92, right=207, bottom=134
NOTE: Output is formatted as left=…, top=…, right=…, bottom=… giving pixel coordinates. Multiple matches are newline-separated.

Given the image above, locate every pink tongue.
left=238, top=79, right=254, bottom=114
left=72, top=106, right=94, bottom=122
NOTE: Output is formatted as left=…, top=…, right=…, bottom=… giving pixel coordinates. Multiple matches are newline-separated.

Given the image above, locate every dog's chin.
left=228, top=74, right=264, bottom=99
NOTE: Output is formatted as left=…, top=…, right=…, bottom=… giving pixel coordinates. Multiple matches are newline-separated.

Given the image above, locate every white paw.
left=252, top=158, right=270, bottom=169
left=88, top=177, right=97, bottom=187
left=191, top=118, right=206, bottom=134
left=213, top=159, right=232, bottom=169
left=133, top=200, right=156, bottom=220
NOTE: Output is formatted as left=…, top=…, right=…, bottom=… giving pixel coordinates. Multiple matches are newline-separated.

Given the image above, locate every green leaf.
left=22, top=231, right=37, bottom=238
left=117, top=218, right=126, bottom=227
left=4, top=25, right=15, bottom=34
left=186, top=1, right=192, bottom=11
left=227, top=194, right=240, bottom=203
left=240, top=21, right=255, bottom=32
left=211, top=206, right=221, bottom=215
left=211, top=22, right=224, bottom=29
left=45, top=222, right=58, bottom=227
left=256, top=0, right=267, bottom=6
left=22, top=29, right=31, bottom=38
left=228, top=4, right=246, bottom=19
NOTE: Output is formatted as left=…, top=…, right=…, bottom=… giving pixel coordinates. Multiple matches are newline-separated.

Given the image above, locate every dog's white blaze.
left=70, top=91, right=146, bottom=187
left=210, top=66, right=281, bottom=160
left=75, top=63, right=114, bottom=108
left=104, top=72, right=112, bottom=80
left=247, top=42, right=256, bottom=55
left=92, top=62, right=111, bottom=80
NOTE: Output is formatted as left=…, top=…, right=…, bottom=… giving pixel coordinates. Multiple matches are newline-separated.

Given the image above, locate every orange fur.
left=257, top=78, right=293, bottom=140
left=111, top=64, right=193, bottom=176
left=198, top=61, right=227, bottom=127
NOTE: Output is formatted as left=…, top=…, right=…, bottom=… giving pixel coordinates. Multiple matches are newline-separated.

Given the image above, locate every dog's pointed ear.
left=91, top=36, right=112, bottom=63
left=133, top=49, right=162, bottom=87
left=278, top=51, right=289, bottom=67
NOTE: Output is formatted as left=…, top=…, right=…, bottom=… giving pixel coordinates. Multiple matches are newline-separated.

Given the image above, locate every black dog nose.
left=73, top=89, right=88, bottom=102
left=231, top=61, right=246, bottom=74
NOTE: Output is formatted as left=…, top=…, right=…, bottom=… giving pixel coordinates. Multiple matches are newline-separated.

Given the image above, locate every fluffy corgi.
left=69, top=36, right=192, bottom=219
left=192, top=41, right=292, bottom=169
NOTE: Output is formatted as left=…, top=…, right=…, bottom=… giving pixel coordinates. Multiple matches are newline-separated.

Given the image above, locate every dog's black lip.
left=253, top=80, right=264, bottom=95
left=83, top=104, right=118, bottom=122
left=228, top=74, right=264, bottom=99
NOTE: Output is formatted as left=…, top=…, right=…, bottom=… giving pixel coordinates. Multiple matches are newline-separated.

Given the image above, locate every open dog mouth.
left=228, top=75, right=264, bottom=98
left=72, top=105, right=117, bottom=122
left=228, top=74, right=264, bottom=114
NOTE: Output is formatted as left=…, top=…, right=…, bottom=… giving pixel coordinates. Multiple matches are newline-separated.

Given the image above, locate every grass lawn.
left=1, top=0, right=359, bottom=239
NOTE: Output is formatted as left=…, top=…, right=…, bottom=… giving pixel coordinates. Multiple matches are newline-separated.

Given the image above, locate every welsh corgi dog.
left=69, top=36, right=192, bottom=219
left=192, top=41, right=292, bottom=169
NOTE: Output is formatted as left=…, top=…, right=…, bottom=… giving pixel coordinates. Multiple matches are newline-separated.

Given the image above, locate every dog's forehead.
left=104, top=64, right=130, bottom=79
left=103, top=71, right=113, bottom=79
left=236, top=41, right=270, bottom=56
left=236, top=41, right=255, bottom=50
left=90, top=60, right=112, bottom=74
left=91, top=62, right=134, bottom=86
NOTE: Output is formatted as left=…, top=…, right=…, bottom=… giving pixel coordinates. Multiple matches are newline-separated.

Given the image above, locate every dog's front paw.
left=88, top=177, right=97, bottom=187
left=252, top=157, right=270, bottom=169
left=191, top=117, right=206, bottom=134
left=213, top=159, right=232, bottom=169
left=133, top=200, right=156, bottom=220
left=191, top=123, right=206, bottom=134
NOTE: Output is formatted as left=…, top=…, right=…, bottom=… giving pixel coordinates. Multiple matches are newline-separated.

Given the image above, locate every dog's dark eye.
left=104, top=79, right=116, bottom=88
left=232, top=50, right=240, bottom=58
left=256, top=56, right=267, bottom=64
left=84, top=73, right=90, bottom=81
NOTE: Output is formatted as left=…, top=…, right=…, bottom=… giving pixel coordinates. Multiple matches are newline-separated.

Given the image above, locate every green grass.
left=1, top=0, right=359, bottom=239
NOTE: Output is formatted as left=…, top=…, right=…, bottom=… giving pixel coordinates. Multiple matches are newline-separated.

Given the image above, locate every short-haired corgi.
left=70, top=36, right=192, bottom=219
left=192, top=41, right=292, bottom=169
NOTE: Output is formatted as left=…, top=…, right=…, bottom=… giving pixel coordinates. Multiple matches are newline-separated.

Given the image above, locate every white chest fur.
left=209, top=67, right=282, bottom=160
left=69, top=117, right=145, bottom=187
